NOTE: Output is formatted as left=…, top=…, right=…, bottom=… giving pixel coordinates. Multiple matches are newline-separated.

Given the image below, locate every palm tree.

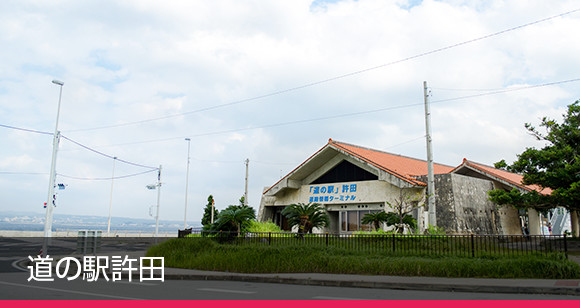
left=361, top=211, right=388, bottom=231
left=281, top=203, right=329, bottom=235
left=211, top=206, right=255, bottom=234
left=385, top=212, right=417, bottom=234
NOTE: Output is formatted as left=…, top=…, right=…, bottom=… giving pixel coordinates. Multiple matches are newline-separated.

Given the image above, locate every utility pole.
left=244, top=158, right=249, bottom=207
left=106, top=157, right=117, bottom=236
left=423, top=81, right=436, bottom=228
left=183, top=138, right=191, bottom=229
left=210, top=198, right=215, bottom=224
left=42, top=79, right=64, bottom=257
left=155, top=165, right=162, bottom=238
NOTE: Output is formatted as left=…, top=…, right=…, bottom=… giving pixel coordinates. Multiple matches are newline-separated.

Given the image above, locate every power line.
left=60, top=135, right=159, bottom=170
left=57, top=169, right=157, bottom=181
left=191, top=157, right=243, bottom=164
left=91, top=102, right=423, bottom=147
left=0, top=123, right=158, bottom=170
left=252, top=160, right=297, bottom=166
left=0, top=124, right=52, bottom=135
left=431, top=87, right=508, bottom=92
left=65, top=8, right=580, bottom=133
left=0, top=171, right=47, bottom=175
left=384, top=135, right=426, bottom=150
left=430, top=78, right=580, bottom=104
left=88, top=77, right=580, bottom=148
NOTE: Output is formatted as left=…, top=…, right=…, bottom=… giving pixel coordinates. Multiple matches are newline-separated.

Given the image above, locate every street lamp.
left=42, top=79, right=64, bottom=257
left=106, top=157, right=117, bottom=236
left=183, top=138, right=191, bottom=229
left=147, top=166, right=162, bottom=238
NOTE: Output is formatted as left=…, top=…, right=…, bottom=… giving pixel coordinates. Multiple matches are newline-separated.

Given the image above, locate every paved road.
left=0, top=270, right=578, bottom=300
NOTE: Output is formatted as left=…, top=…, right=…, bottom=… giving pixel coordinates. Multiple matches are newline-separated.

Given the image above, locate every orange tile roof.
left=264, top=139, right=551, bottom=195
left=452, top=159, right=552, bottom=195
left=330, top=140, right=455, bottom=186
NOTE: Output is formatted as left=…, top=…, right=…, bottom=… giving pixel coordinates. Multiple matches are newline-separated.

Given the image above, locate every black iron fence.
left=184, top=231, right=569, bottom=258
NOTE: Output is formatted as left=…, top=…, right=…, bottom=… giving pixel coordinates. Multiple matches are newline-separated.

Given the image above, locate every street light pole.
left=107, top=157, right=117, bottom=236
left=183, top=138, right=191, bottom=229
left=211, top=198, right=215, bottom=224
left=42, top=79, right=64, bottom=257
left=244, top=158, right=249, bottom=207
left=423, top=81, right=436, bottom=228
left=146, top=166, right=162, bottom=239
left=155, top=165, right=162, bottom=238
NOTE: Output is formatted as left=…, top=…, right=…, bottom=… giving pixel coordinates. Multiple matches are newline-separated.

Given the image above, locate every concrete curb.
left=163, top=272, right=580, bottom=296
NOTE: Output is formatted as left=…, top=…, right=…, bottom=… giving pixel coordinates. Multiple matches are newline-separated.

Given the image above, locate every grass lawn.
left=146, top=238, right=580, bottom=279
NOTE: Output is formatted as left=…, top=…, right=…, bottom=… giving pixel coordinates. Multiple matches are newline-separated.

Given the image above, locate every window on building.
left=340, top=210, right=378, bottom=232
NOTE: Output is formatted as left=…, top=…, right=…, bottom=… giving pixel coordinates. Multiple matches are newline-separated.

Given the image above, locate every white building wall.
left=270, top=180, right=421, bottom=207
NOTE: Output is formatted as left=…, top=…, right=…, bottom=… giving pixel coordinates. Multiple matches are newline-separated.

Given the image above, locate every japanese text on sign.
left=27, top=255, right=164, bottom=282
left=309, top=183, right=357, bottom=203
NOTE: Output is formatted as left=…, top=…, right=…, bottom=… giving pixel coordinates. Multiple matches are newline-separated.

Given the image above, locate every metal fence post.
left=470, top=233, right=475, bottom=258
left=563, top=233, right=568, bottom=257
left=268, top=232, right=272, bottom=245
left=392, top=233, right=396, bottom=253
left=325, top=232, right=329, bottom=246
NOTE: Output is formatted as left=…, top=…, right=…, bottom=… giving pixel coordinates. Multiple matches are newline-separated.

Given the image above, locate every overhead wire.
left=60, top=135, right=159, bottom=170
left=89, top=102, right=423, bottom=147
left=64, top=7, right=580, bottom=133
left=431, top=87, right=509, bottom=92
left=430, top=78, right=580, bottom=105
left=0, top=124, right=52, bottom=135
left=89, top=77, right=580, bottom=148
left=57, top=169, right=157, bottom=181
left=384, top=135, right=426, bottom=150
left=0, top=124, right=159, bottom=176
left=0, top=171, right=47, bottom=175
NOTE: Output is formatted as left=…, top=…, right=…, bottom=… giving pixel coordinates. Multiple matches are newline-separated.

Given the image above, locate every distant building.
left=258, top=139, right=556, bottom=235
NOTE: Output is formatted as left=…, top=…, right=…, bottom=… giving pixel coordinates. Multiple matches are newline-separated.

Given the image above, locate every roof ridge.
left=463, top=159, right=524, bottom=176
left=460, top=159, right=545, bottom=193
left=331, top=139, right=454, bottom=168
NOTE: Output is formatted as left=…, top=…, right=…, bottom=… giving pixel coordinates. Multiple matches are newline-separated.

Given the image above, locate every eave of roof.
left=450, top=159, right=552, bottom=195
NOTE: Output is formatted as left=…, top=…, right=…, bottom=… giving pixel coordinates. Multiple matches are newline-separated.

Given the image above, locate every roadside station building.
left=258, top=139, right=564, bottom=235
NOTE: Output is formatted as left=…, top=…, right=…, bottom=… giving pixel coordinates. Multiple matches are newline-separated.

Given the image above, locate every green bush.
left=246, top=220, right=284, bottom=233
left=424, top=224, right=446, bottom=235
left=147, top=238, right=580, bottom=279
left=354, top=229, right=392, bottom=235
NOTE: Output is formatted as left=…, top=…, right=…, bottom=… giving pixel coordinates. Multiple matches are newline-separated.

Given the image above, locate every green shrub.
left=146, top=238, right=580, bottom=279
left=246, top=220, right=284, bottom=233
left=354, top=229, right=392, bottom=235
left=424, top=224, right=446, bottom=235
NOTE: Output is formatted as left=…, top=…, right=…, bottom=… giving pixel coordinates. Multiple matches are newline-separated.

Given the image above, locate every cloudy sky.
left=1, top=0, right=579, bottom=225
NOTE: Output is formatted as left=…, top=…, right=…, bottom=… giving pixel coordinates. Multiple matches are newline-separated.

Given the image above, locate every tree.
left=386, top=189, right=422, bottom=233
left=211, top=206, right=255, bottom=234
left=488, top=101, right=580, bottom=236
left=201, top=195, right=219, bottom=229
left=222, top=195, right=256, bottom=216
left=385, top=212, right=417, bottom=233
left=281, top=203, right=329, bottom=235
left=361, top=211, right=388, bottom=231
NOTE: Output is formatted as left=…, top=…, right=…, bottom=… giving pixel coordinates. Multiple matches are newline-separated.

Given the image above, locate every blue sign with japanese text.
left=308, top=183, right=357, bottom=203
